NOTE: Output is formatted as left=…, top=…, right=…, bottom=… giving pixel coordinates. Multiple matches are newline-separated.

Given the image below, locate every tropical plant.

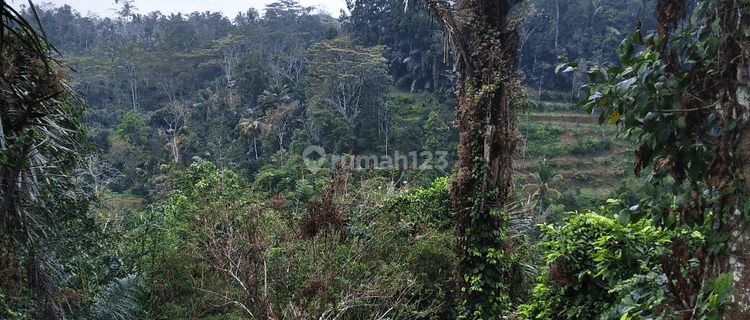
left=521, top=160, right=563, bottom=220
left=306, top=35, right=390, bottom=127
left=0, top=2, right=145, bottom=319
left=555, top=0, right=750, bottom=315
left=518, top=207, right=673, bottom=319
left=517, top=202, right=733, bottom=320
left=89, top=274, right=145, bottom=320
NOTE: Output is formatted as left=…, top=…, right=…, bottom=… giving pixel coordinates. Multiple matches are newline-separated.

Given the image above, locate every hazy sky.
left=8, top=0, right=349, bottom=19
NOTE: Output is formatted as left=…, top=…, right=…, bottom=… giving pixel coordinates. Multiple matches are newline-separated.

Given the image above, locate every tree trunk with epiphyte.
left=568, top=0, right=750, bottom=316
left=650, top=1, right=750, bottom=316
left=704, top=0, right=750, bottom=316
left=423, top=0, right=523, bottom=316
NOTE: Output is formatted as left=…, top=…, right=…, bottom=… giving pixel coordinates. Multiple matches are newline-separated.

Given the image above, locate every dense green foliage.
left=4, top=0, right=749, bottom=318
left=519, top=0, right=657, bottom=95
left=519, top=202, right=734, bottom=319
left=12, top=0, right=461, bottom=197
left=11, top=0, right=650, bottom=203
left=0, top=3, right=145, bottom=319
left=523, top=0, right=750, bottom=317
left=124, top=161, right=459, bottom=318
left=520, top=206, right=684, bottom=319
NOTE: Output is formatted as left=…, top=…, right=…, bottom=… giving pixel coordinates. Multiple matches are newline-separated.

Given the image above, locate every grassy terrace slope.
left=515, top=93, right=644, bottom=222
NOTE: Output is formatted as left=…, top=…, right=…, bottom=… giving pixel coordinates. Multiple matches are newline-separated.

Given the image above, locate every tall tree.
left=518, top=0, right=657, bottom=93
left=237, top=85, right=300, bottom=153
left=306, top=35, right=390, bottom=126
left=345, top=0, right=392, bottom=46
left=423, top=0, right=526, bottom=317
left=346, top=0, right=450, bottom=93
left=564, top=0, right=750, bottom=316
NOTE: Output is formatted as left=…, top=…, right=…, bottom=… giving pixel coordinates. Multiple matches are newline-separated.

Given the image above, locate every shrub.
left=518, top=208, right=678, bottom=319
left=540, top=90, right=572, bottom=103
left=558, top=188, right=602, bottom=213
left=569, top=138, right=612, bottom=156
left=386, top=177, right=452, bottom=229
left=573, top=171, right=587, bottom=182
left=519, top=122, right=568, bottom=157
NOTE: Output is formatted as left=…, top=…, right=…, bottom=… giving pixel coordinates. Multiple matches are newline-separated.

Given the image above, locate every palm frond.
left=236, top=117, right=269, bottom=135
left=90, top=274, right=144, bottom=320
left=504, top=201, right=534, bottom=232
left=546, top=187, right=562, bottom=199
left=0, top=4, right=90, bottom=319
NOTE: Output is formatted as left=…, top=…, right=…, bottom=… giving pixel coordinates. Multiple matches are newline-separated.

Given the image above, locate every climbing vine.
left=421, top=0, right=530, bottom=317
left=556, top=0, right=750, bottom=316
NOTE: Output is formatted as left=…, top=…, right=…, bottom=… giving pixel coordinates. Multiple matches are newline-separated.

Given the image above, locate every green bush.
left=516, top=201, right=732, bottom=320
left=532, top=101, right=580, bottom=113
left=573, top=171, right=587, bottom=182
left=519, top=122, right=569, bottom=157
left=385, top=177, right=452, bottom=230
left=136, top=164, right=460, bottom=319
left=519, top=122, right=563, bottom=142
left=558, top=188, right=603, bottom=213
left=518, top=208, right=679, bottom=320
left=569, top=138, right=612, bottom=156
left=608, top=178, right=645, bottom=208
left=539, top=90, right=572, bottom=103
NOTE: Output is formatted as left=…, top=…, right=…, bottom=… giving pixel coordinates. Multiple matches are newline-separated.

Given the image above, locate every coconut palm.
left=258, top=84, right=292, bottom=111
left=236, top=116, right=271, bottom=159
left=239, top=84, right=300, bottom=154
left=521, top=160, right=563, bottom=222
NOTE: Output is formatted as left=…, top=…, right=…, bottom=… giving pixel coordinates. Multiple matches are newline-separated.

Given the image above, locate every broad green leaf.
left=555, top=63, right=566, bottom=74
left=618, top=210, right=630, bottom=225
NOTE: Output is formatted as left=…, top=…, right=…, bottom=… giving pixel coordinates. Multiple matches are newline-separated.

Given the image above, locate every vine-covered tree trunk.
left=709, top=0, right=750, bottom=315
left=424, top=0, right=522, bottom=316
left=579, top=0, right=750, bottom=316
left=654, top=0, right=750, bottom=315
